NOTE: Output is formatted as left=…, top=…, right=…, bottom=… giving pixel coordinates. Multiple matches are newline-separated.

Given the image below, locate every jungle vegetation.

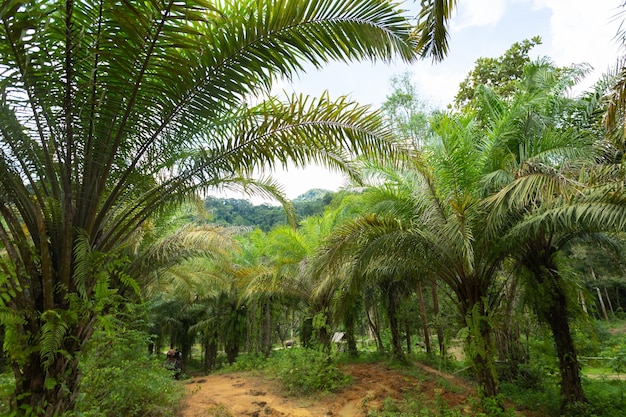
left=1, top=1, right=626, bottom=417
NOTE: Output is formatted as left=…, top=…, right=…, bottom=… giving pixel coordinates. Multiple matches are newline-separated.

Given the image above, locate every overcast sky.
left=223, top=0, right=625, bottom=203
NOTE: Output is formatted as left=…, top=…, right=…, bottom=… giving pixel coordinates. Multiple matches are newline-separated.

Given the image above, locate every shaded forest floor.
left=176, top=361, right=536, bottom=416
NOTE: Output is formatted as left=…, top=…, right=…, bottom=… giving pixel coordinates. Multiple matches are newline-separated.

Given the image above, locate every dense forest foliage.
left=204, top=189, right=335, bottom=231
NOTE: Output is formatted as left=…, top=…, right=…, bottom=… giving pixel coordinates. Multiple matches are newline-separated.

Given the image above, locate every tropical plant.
left=312, top=126, right=512, bottom=404
left=604, top=3, right=626, bottom=158
left=0, top=0, right=419, bottom=413
left=77, top=311, right=185, bottom=417
left=479, top=59, right=626, bottom=411
left=413, top=0, right=458, bottom=62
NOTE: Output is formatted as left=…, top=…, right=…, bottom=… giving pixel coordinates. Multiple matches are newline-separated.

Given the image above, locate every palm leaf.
left=413, top=0, right=457, bottom=62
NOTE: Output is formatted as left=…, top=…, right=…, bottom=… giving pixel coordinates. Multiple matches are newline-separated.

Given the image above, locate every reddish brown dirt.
left=176, top=362, right=488, bottom=416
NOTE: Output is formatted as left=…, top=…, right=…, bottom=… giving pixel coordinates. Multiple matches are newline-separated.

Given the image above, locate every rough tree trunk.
left=344, top=308, right=359, bottom=357
left=524, top=245, right=587, bottom=411
left=12, top=316, right=96, bottom=417
left=544, top=278, right=587, bottom=410
left=204, top=329, right=219, bottom=373
left=462, top=297, right=501, bottom=407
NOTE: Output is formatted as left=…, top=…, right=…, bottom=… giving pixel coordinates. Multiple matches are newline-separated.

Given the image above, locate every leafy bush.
left=269, top=348, right=350, bottom=396
left=222, top=352, right=268, bottom=372
left=73, top=315, right=184, bottom=417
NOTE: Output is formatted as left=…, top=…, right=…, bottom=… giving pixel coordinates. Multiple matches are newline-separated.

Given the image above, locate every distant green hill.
left=204, top=189, right=334, bottom=231
left=293, top=188, right=334, bottom=202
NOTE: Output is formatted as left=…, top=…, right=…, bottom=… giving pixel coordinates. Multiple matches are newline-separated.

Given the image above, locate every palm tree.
left=264, top=214, right=342, bottom=352
left=0, top=1, right=420, bottom=413
left=479, top=60, right=625, bottom=410
left=314, top=121, right=512, bottom=401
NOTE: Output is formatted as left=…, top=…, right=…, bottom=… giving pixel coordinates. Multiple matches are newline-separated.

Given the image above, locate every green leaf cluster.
left=269, top=348, right=350, bottom=396
left=75, top=314, right=185, bottom=417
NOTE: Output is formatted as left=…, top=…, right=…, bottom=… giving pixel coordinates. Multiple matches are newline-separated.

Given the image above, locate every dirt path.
left=177, top=362, right=475, bottom=417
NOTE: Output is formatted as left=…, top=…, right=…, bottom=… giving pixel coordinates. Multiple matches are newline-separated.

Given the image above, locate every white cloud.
left=412, top=66, right=466, bottom=108
left=452, top=0, right=506, bottom=31
left=532, top=0, right=622, bottom=73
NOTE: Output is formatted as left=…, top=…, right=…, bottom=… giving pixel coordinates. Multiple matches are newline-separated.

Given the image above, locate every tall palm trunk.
left=461, top=294, right=501, bottom=404
left=204, top=328, right=219, bottom=372
left=13, top=315, right=95, bottom=416
left=524, top=248, right=586, bottom=410
left=225, top=307, right=244, bottom=364
left=536, top=269, right=586, bottom=409
left=344, top=305, right=359, bottom=357
left=547, top=287, right=586, bottom=408
left=317, top=323, right=332, bottom=354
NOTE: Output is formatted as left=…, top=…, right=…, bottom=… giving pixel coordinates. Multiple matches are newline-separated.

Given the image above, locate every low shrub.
left=73, top=315, right=185, bottom=417
left=268, top=348, right=350, bottom=396
left=222, top=352, right=268, bottom=372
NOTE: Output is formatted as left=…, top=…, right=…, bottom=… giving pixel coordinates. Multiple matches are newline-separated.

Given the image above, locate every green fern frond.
left=40, top=310, right=70, bottom=370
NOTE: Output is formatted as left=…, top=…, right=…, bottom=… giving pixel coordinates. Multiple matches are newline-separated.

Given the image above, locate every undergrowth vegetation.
left=223, top=349, right=351, bottom=396
left=2, top=323, right=626, bottom=416
left=71, top=315, right=185, bottom=417
left=198, top=320, right=626, bottom=417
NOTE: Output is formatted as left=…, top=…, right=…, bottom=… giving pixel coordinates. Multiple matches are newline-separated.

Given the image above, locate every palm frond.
left=413, top=0, right=457, bottom=62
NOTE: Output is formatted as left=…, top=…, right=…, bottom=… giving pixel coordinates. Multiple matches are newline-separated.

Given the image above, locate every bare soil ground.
left=176, top=361, right=522, bottom=417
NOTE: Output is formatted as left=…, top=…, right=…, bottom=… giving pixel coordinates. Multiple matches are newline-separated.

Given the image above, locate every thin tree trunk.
left=386, top=287, right=404, bottom=361
left=263, top=298, right=272, bottom=357
left=417, top=281, right=431, bottom=354
left=405, top=318, right=412, bottom=354
left=579, top=289, right=588, bottom=314
left=604, top=286, right=615, bottom=318
left=366, top=306, right=385, bottom=353
left=596, top=287, right=609, bottom=321
left=495, top=278, right=525, bottom=375
left=431, top=281, right=445, bottom=356
left=591, top=269, right=609, bottom=321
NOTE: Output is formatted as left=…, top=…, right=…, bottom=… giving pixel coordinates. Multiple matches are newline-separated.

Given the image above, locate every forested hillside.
left=204, top=189, right=335, bottom=230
